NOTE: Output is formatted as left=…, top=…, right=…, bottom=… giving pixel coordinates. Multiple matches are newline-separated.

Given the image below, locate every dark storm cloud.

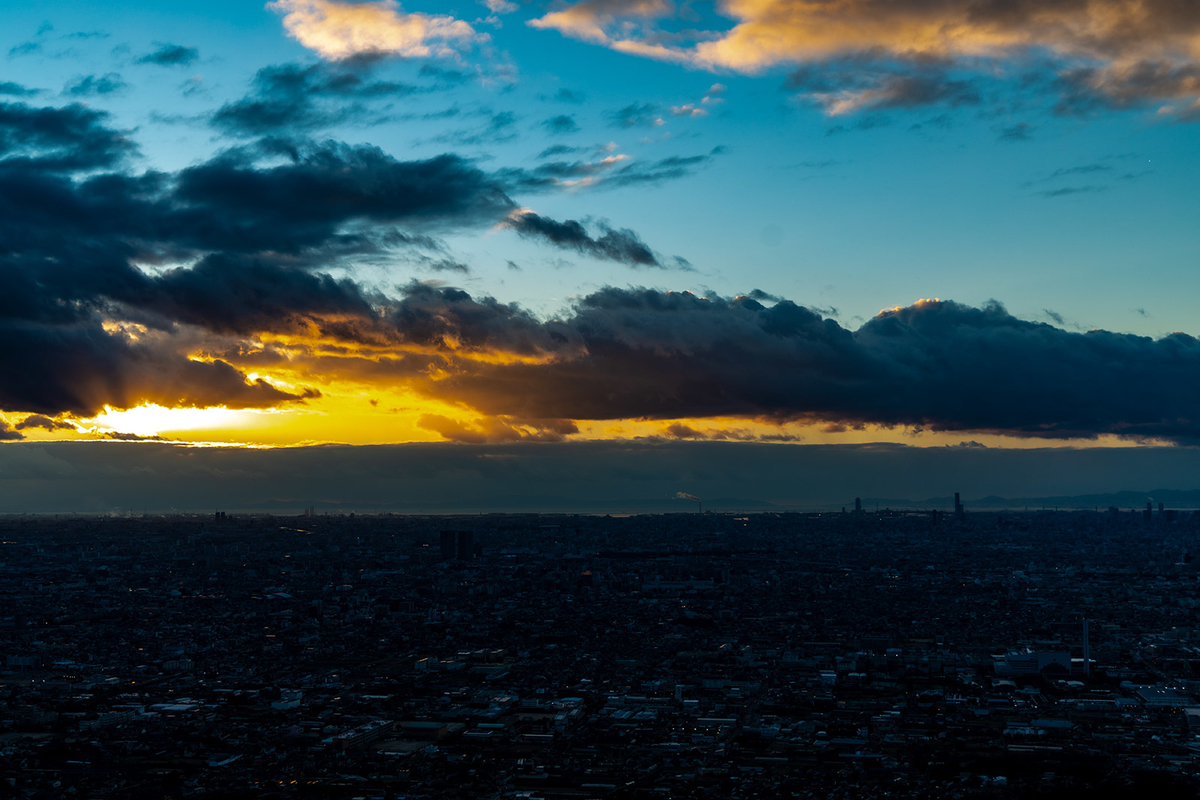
left=8, top=94, right=1196, bottom=443
left=417, top=413, right=577, bottom=444
left=163, top=140, right=516, bottom=252
left=0, top=316, right=315, bottom=416
left=0, top=97, right=557, bottom=415
left=0, top=99, right=656, bottom=357
left=0, top=420, right=23, bottom=441
left=14, top=414, right=75, bottom=431
left=146, top=253, right=378, bottom=336
left=63, top=73, right=128, bottom=97
left=505, top=211, right=663, bottom=267
left=657, top=422, right=800, bottom=442
left=0, top=101, right=136, bottom=170
left=0, top=137, right=519, bottom=340
left=136, top=44, right=200, bottom=67
left=0, top=137, right=513, bottom=271
left=104, top=431, right=166, bottom=441
left=0, top=132, right=518, bottom=324
left=4, top=93, right=666, bottom=418
left=385, top=281, right=573, bottom=356
left=395, top=288, right=1200, bottom=442
left=211, top=61, right=417, bottom=136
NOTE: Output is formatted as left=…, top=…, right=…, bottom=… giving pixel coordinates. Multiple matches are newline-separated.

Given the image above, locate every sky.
left=1, top=0, right=1199, bottom=507
left=6, top=440, right=1200, bottom=514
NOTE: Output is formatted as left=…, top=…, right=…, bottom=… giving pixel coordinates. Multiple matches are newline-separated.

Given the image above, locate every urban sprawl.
left=3, top=506, right=1200, bottom=798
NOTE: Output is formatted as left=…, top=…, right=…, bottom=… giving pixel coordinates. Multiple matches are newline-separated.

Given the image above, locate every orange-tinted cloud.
left=0, top=102, right=679, bottom=422
left=14, top=279, right=1200, bottom=447
left=7, top=87, right=1200, bottom=447
left=371, top=287, right=1200, bottom=443
left=530, top=0, right=676, bottom=46
left=418, top=413, right=579, bottom=443
left=0, top=419, right=23, bottom=441
left=200, top=285, right=1200, bottom=445
left=270, top=0, right=482, bottom=60
left=15, top=414, right=77, bottom=432
left=529, top=0, right=1200, bottom=113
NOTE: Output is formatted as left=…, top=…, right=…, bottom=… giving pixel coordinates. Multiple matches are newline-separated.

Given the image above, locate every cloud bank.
left=1, top=97, right=1194, bottom=442
left=388, top=288, right=1200, bottom=442
left=529, top=0, right=1200, bottom=117
left=0, top=98, right=669, bottom=418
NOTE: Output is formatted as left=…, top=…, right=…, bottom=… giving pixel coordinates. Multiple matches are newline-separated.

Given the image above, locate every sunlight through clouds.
left=86, top=405, right=270, bottom=438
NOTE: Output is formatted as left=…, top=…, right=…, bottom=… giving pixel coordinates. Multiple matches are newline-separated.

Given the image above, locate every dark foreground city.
left=4, top=507, right=1200, bottom=799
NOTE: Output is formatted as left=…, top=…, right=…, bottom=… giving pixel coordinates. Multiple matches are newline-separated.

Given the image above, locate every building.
left=1137, top=687, right=1192, bottom=707
left=994, top=649, right=1071, bottom=677
left=456, top=529, right=475, bottom=561
left=440, top=530, right=457, bottom=560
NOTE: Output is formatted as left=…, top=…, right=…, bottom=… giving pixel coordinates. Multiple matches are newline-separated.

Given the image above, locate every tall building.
left=456, top=530, right=475, bottom=561
left=439, top=530, right=456, bottom=560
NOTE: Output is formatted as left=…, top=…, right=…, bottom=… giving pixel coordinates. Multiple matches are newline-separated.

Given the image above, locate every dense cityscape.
left=4, top=504, right=1200, bottom=798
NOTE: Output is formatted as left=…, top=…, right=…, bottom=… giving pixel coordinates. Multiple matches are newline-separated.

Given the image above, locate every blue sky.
left=2, top=0, right=1199, bottom=449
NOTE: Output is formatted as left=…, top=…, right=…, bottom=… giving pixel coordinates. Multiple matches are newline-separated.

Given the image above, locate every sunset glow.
left=86, top=405, right=273, bottom=438
left=0, top=0, right=1196, bottom=477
